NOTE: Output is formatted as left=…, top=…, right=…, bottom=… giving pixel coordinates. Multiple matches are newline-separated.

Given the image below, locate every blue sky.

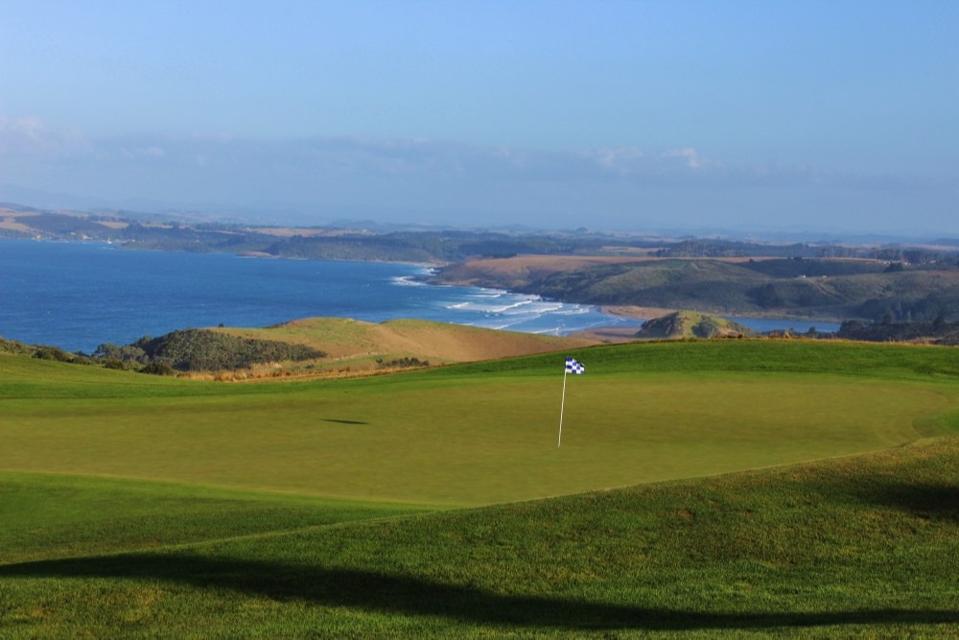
left=0, top=1, right=956, bottom=234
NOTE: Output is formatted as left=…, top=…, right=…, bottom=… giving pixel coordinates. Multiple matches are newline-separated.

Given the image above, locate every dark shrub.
left=140, top=362, right=177, bottom=376
left=33, top=347, right=77, bottom=362
left=133, top=329, right=326, bottom=371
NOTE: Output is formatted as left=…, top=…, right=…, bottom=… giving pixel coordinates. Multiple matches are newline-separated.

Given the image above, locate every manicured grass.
left=2, top=341, right=958, bottom=504
left=2, top=340, right=959, bottom=637
left=2, top=437, right=959, bottom=637
left=0, top=471, right=429, bottom=565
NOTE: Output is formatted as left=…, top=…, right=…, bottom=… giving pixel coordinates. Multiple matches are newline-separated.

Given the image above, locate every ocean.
left=0, top=240, right=839, bottom=352
left=0, top=240, right=637, bottom=352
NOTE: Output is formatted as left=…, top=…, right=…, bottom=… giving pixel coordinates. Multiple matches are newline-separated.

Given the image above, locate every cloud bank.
left=0, top=116, right=954, bottom=234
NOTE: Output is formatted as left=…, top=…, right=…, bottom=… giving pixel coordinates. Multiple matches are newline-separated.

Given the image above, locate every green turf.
left=2, top=341, right=958, bottom=505
left=3, top=340, right=959, bottom=637
left=0, top=472, right=429, bottom=565
left=2, top=437, right=959, bottom=637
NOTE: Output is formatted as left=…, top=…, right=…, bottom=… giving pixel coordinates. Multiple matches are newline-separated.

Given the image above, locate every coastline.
left=0, top=237, right=848, bottom=332
left=0, top=236, right=446, bottom=270
left=0, top=240, right=626, bottom=351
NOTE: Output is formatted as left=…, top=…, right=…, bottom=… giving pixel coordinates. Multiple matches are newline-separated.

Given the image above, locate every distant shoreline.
left=0, top=230, right=944, bottom=324
left=602, top=304, right=844, bottom=325
left=0, top=235, right=444, bottom=270
left=6, top=235, right=851, bottom=329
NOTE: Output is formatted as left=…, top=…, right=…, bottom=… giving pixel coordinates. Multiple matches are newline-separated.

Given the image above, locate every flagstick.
left=557, top=368, right=568, bottom=448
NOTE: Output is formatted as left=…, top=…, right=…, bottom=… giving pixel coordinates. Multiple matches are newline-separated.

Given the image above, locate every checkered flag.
left=564, top=357, right=585, bottom=375
left=558, top=357, right=585, bottom=447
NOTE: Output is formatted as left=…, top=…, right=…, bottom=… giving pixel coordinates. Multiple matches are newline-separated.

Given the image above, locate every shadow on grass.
left=321, top=418, right=368, bottom=425
left=853, top=481, right=959, bottom=522
left=1, top=554, right=957, bottom=631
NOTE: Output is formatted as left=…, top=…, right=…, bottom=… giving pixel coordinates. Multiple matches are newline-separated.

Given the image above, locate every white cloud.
left=0, top=115, right=87, bottom=155
left=120, top=145, right=166, bottom=159
left=662, top=147, right=704, bottom=170
left=581, top=146, right=710, bottom=177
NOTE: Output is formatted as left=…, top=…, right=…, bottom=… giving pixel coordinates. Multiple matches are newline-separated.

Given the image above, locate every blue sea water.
left=728, top=316, right=840, bottom=335
left=0, top=240, right=637, bottom=353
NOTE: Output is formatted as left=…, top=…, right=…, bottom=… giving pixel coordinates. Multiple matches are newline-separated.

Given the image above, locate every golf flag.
left=557, top=356, right=584, bottom=447
left=565, top=357, right=585, bottom=375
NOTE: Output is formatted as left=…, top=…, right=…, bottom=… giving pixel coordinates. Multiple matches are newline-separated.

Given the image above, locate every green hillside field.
left=2, top=340, right=959, bottom=637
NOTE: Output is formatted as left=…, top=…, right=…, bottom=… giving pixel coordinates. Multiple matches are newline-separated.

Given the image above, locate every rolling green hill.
left=2, top=340, right=959, bottom=636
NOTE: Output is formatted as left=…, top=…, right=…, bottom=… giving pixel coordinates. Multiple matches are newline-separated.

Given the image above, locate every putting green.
left=2, top=341, right=956, bottom=505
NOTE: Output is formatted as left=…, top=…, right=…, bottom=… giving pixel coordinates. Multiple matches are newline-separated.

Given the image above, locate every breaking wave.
left=390, top=275, right=427, bottom=287
left=401, top=282, right=638, bottom=336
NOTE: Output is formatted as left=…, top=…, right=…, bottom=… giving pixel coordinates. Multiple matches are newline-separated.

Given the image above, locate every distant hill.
left=437, top=255, right=959, bottom=323
left=635, top=311, right=753, bottom=340
left=0, top=203, right=654, bottom=262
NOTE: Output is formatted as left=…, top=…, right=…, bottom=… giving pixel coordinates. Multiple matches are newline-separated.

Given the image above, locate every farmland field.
left=2, top=340, right=959, bottom=637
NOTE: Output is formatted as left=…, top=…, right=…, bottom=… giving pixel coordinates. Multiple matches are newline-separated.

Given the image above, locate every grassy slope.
left=2, top=437, right=959, bottom=637
left=0, top=472, right=428, bottom=565
left=2, top=341, right=958, bottom=505
left=214, top=317, right=595, bottom=372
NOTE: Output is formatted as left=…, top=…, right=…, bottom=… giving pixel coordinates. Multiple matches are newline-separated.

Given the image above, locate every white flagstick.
left=557, top=367, right=568, bottom=448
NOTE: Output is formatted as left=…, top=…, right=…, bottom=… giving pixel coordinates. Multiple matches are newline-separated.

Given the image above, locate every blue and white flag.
left=558, top=357, right=585, bottom=447
left=565, top=357, right=585, bottom=375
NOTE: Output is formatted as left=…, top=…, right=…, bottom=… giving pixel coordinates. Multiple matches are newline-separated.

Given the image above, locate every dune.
left=214, top=317, right=597, bottom=375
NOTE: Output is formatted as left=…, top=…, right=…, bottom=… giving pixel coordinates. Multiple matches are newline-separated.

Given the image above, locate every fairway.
left=1, top=342, right=957, bottom=505
left=4, top=340, right=959, bottom=638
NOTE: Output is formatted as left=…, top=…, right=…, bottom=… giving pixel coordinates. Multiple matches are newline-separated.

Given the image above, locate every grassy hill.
left=212, top=317, right=595, bottom=376
left=85, top=318, right=595, bottom=379
left=3, top=340, right=959, bottom=636
left=636, top=310, right=754, bottom=339
left=438, top=255, right=959, bottom=323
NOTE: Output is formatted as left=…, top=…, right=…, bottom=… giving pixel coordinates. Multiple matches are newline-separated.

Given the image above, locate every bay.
left=0, top=240, right=635, bottom=352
